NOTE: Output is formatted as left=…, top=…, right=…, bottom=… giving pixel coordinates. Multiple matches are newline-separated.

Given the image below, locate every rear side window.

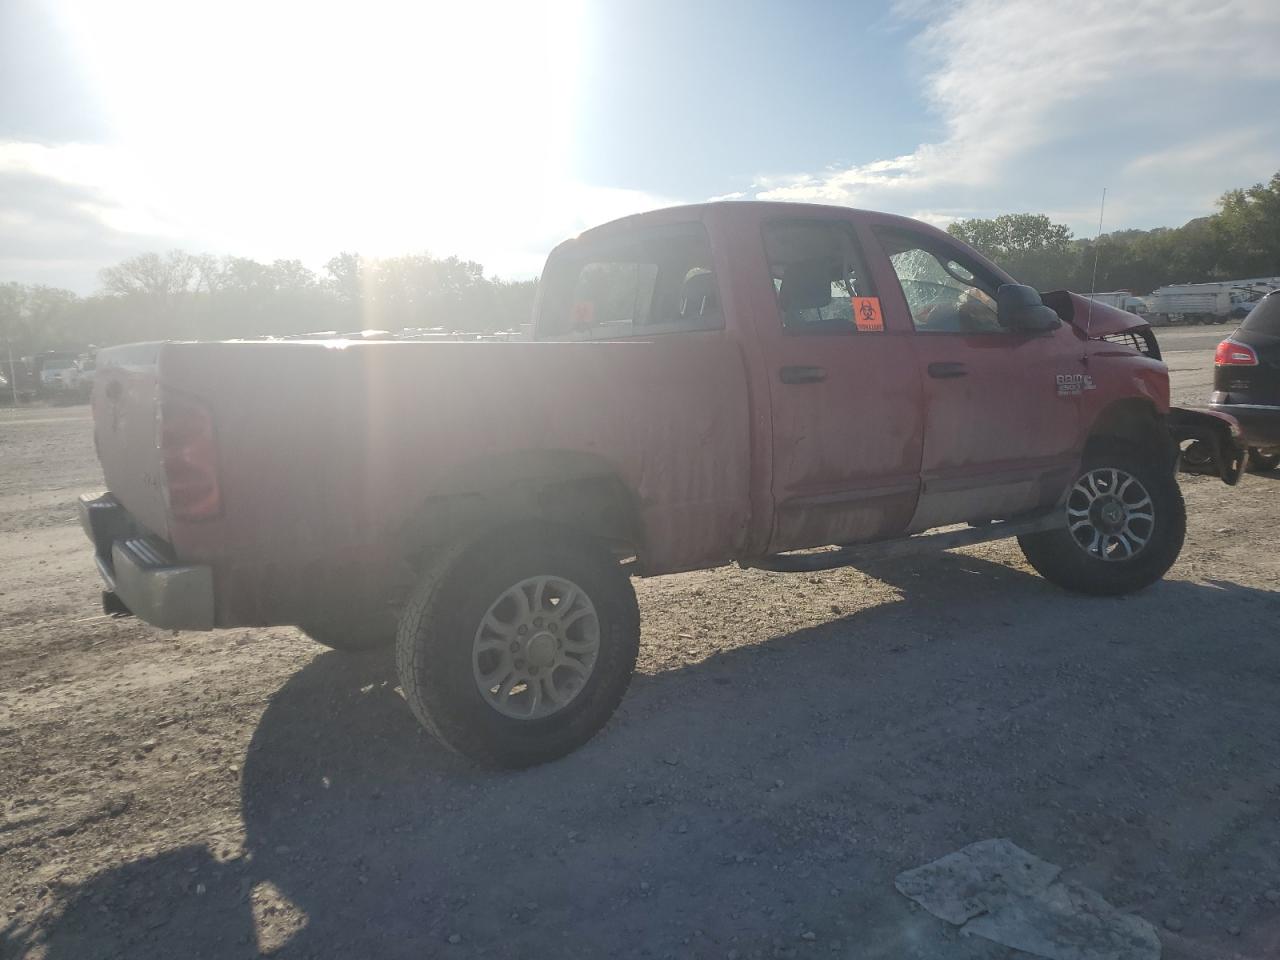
left=763, top=220, right=879, bottom=333
left=537, top=223, right=722, bottom=340
left=1241, top=292, right=1280, bottom=336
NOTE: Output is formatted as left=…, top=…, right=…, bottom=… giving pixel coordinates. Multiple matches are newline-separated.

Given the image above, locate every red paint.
left=90, top=202, right=1181, bottom=628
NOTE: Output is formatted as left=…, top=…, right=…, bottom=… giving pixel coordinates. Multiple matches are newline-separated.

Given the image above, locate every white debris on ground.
left=895, top=838, right=1161, bottom=960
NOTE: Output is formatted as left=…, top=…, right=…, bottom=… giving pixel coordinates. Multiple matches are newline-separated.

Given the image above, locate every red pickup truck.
left=80, top=201, right=1243, bottom=766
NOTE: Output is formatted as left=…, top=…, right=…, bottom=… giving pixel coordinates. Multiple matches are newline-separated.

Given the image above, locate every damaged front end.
left=1040, top=291, right=1248, bottom=485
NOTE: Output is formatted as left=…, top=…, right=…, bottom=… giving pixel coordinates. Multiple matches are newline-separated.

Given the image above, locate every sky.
left=2, top=0, right=1279, bottom=293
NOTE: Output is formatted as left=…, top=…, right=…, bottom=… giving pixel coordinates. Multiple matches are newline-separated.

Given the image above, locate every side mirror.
left=997, top=283, right=1061, bottom=333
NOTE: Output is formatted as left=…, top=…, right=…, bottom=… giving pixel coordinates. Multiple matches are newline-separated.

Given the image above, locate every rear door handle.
left=779, top=365, right=826, bottom=384
left=927, top=361, right=968, bottom=379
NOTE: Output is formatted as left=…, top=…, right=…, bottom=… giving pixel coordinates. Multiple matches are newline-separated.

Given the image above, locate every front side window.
left=537, top=223, right=721, bottom=340
left=875, top=227, right=1003, bottom=333
left=763, top=220, right=879, bottom=333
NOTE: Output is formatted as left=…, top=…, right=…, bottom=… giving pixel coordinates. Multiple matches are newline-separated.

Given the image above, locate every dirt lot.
left=2, top=327, right=1279, bottom=960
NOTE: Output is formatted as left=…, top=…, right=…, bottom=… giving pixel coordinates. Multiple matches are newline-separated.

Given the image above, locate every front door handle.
left=927, top=361, right=968, bottom=379
left=779, top=365, right=827, bottom=385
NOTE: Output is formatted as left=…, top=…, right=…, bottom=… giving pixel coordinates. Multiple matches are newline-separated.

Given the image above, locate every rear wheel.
left=396, top=526, right=639, bottom=768
left=1248, top=449, right=1280, bottom=473
left=1018, top=443, right=1185, bottom=596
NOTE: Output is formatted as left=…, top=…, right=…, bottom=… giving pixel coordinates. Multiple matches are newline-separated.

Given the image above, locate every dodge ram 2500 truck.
left=80, top=201, right=1244, bottom=767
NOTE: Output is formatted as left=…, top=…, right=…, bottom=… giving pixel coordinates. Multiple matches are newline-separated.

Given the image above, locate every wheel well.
left=1084, top=399, right=1174, bottom=465
left=402, top=452, right=643, bottom=570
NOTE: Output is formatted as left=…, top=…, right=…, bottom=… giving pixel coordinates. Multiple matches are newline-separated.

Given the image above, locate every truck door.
left=867, top=224, right=1081, bottom=532
left=753, top=216, right=926, bottom=553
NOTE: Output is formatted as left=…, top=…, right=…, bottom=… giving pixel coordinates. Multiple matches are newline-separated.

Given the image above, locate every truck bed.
left=92, top=337, right=754, bottom=624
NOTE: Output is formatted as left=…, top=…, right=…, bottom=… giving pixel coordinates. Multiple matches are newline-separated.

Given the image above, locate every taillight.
left=1215, top=339, right=1258, bottom=366
left=158, top=388, right=221, bottom=521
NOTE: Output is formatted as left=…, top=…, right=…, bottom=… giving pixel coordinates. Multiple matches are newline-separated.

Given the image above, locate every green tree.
left=99, top=251, right=197, bottom=303
left=948, top=213, right=1073, bottom=259
left=948, top=213, right=1075, bottom=290
left=324, top=252, right=363, bottom=318
left=98, top=250, right=201, bottom=340
left=1213, top=171, right=1280, bottom=277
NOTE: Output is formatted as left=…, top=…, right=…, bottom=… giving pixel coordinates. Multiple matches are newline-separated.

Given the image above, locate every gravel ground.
left=2, top=328, right=1279, bottom=960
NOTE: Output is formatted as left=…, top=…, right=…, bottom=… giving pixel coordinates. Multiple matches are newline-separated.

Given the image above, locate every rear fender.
left=1168, top=407, right=1247, bottom=485
left=406, top=449, right=644, bottom=564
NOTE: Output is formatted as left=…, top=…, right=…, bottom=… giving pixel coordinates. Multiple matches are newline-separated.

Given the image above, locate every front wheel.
left=396, top=526, right=640, bottom=768
left=1018, top=444, right=1186, bottom=596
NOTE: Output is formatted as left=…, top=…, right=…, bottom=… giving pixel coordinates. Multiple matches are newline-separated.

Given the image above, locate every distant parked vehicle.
left=1145, top=286, right=1232, bottom=325
left=1144, top=278, right=1280, bottom=327
left=1210, top=291, right=1280, bottom=472
left=31, top=351, right=95, bottom=401
left=37, top=355, right=84, bottom=399
left=0, top=359, right=38, bottom=403
left=1084, top=291, right=1146, bottom=315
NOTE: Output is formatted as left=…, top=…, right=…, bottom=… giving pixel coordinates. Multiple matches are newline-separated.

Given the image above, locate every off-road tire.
left=1247, top=449, right=1280, bottom=473
left=300, top=612, right=396, bottom=652
left=1018, top=442, right=1186, bottom=596
left=396, top=526, right=639, bottom=768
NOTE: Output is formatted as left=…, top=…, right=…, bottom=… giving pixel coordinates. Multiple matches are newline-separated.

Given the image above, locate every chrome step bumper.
left=77, top=493, right=215, bottom=631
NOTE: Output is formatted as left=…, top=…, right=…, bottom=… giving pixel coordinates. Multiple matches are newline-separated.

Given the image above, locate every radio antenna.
left=1084, top=186, right=1107, bottom=343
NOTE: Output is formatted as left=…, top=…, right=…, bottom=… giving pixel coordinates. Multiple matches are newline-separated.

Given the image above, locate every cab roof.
left=572, top=200, right=945, bottom=246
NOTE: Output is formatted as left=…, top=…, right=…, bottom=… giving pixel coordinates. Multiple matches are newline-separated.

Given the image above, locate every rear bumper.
left=1209, top=402, right=1280, bottom=449
left=78, top=493, right=215, bottom=631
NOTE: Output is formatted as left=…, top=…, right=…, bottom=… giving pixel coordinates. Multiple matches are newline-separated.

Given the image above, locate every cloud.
left=1, top=0, right=676, bottom=292
left=0, top=152, right=196, bottom=290
left=752, top=0, right=1280, bottom=233
left=8, top=0, right=1280, bottom=291
left=0, top=139, right=674, bottom=291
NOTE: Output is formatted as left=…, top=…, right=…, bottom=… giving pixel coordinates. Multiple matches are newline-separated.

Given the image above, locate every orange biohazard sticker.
left=852, top=297, right=884, bottom=332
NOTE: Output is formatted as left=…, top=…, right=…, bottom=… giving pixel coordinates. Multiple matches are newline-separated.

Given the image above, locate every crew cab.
left=80, top=202, right=1242, bottom=767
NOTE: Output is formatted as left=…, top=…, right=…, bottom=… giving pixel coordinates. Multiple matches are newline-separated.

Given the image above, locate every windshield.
left=1241, top=293, right=1280, bottom=336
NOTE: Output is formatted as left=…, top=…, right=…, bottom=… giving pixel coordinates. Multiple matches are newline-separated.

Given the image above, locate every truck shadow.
left=15, top=554, right=1280, bottom=960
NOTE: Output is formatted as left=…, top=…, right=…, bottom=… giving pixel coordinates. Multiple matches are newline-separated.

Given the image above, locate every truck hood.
left=1041, top=290, right=1150, bottom=338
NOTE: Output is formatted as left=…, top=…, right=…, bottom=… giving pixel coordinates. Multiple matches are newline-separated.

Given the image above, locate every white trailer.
left=1143, top=278, right=1280, bottom=326
left=1145, top=287, right=1231, bottom=325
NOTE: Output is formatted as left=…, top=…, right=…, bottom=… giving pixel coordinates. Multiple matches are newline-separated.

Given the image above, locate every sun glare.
left=47, top=0, right=585, bottom=273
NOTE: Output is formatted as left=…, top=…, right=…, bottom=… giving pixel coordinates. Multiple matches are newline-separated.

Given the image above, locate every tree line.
left=0, top=251, right=539, bottom=357
left=3, top=170, right=1278, bottom=357
left=947, top=171, right=1280, bottom=294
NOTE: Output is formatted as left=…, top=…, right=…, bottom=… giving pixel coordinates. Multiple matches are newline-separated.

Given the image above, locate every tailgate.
left=92, top=342, right=170, bottom=540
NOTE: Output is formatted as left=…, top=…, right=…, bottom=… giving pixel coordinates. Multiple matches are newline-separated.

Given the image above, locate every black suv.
left=1212, top=291, right=1280, bottom=472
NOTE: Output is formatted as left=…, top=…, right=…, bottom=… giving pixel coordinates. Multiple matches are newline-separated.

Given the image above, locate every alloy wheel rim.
left=1066, top=467, right=1155, bottom=561
left=472, top=575, right=600, bottom=720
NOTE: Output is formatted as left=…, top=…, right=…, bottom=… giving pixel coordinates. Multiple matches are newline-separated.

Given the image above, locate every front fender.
left=1168, top=407, right=1247, bottom=485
